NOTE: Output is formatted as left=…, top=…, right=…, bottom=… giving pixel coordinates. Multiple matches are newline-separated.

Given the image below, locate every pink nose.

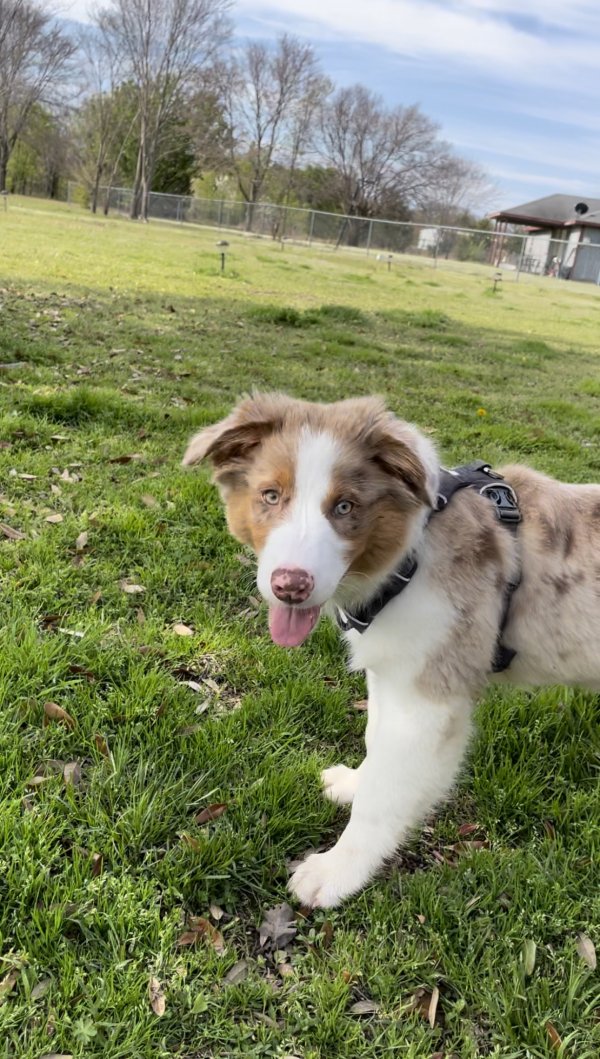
left=271, top=566, right=314, bottom=604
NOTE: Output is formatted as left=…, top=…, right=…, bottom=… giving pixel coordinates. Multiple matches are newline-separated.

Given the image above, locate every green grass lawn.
left=0, top=197, right=599, bottom=1059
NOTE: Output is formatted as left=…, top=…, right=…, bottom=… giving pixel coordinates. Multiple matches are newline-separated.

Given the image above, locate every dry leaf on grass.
left=195, top=803, right=227, bottom=825
left=258, top=903, right=297, bottom=950
left=120, top=579, right=146, bottom=594
left=75, top=531, right=88, bottom=551
left=172, top=622, right=194, bottom=636
left=63, top=762, right=82, bottom=786
left=141, top=494, right=158, bottom=508
left=224, top=959, right=248, bottom=985
left=109, top=453, right=143, bottom=464
left=148, top=976, right=166, bottom=1016
left=210, top=904, right=224, bottom=921
left=43, top=702, right=76, bottom=730
left=0, top=967, right=20, bottom=1001
left=546, top=1021, right=562, bottom=1050
left=90, top=852, right=103, bottom=877
left=45, top=513, right=64, bottom=524
left=353, top=698, right=368, bottom=711
left=576, top=934, right=596, bottom=970
left=350, top=999, right=379, bottom=1015
left=177, top=917, right=225, bottom=955
left=522, top=940, right=537, bottom=976
left=39, top=1054, right=73, bottom=1059
left=0, top=523, right=26, bottom=540
left=409, top=986, right=442, bottom=1027
left=94, top=734, right=110, bottom=758
left=31, top=977, right=53, bottom=1000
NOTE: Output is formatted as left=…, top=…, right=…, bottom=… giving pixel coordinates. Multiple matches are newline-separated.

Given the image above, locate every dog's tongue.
left=268, top=604, right=321, bottom=647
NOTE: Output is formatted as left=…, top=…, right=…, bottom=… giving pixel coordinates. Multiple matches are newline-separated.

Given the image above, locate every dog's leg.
left=290, top=683, right=472, bottom=908
left=321, top=676, right=379, bottom=805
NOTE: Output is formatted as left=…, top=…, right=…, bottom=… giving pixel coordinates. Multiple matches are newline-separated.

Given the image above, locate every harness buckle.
left=479, top=482, right=521, bottom=526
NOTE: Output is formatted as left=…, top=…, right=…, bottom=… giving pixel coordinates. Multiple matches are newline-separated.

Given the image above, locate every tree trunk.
left=0, top=140, right=9, bottom=193
left=130, top=142, right=144, bottom=219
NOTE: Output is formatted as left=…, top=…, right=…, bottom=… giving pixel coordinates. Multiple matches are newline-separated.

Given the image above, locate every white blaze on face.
left=257, top=429, right=349, bottom=645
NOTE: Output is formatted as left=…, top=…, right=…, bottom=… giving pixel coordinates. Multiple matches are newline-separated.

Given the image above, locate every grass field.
left=0, top=196, right=599, bottom=1059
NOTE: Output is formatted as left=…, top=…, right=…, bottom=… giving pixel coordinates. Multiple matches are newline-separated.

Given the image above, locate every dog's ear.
left=353, top=400, right=437, bottom=508
left=182, top=393, right=288, bottom=473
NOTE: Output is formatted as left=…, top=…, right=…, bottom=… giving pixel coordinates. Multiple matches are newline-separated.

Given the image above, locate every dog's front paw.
left=288, top=846, right=367, bottom=908
left=321, top=764, right=360, bottom=805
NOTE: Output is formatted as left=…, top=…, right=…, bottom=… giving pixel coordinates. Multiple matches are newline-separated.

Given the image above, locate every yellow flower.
left=477, top=407, right=487, bottom=417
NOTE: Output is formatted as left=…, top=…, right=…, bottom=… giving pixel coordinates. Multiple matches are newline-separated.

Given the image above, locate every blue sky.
left=60, top=0, right=600, bottom=211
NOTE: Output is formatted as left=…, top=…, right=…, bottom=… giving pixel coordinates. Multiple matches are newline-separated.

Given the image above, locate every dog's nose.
left=271, top=566, right=314, bottom=604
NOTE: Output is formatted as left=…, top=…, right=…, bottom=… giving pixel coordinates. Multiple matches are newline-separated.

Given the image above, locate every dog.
left=183, top=392, right=600, bottom=908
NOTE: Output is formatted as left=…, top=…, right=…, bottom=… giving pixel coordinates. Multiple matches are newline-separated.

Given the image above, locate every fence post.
left=366, top=219, right=373, bottom=256
left=218, top=198, right=224, bottom=227
left=515, top=234, right=526, bottom=282
left=308, top=210, right=315, bottom=245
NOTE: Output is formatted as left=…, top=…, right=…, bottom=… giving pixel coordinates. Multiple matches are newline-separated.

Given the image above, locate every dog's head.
left=183, top=393, right=438, bottom=646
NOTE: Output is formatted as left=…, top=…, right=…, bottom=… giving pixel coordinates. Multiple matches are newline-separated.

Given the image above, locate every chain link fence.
left=65, top=182, right=600, bottom=284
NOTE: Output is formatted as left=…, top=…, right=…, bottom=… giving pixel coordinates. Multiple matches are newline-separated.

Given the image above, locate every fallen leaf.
left=190, top=917, right=226, bottom=954
left=31, top=977, right=53, bottom=1000
left=0, top=522, right=26, bottom=540
left=416, top=914, right=426, bottom=925
left=576, top=934, right=596, bottom=970
left=141, top=494, right=158, bottom=508
left=410, top=987, right=441, bottom=1025
left=546, top=1021, right=562, bottom=1050
left=90, top=852, right=103, bottom=877
left=522, top=940, right=537, bottom=976
left=94, top=734, right=109, bottom=757
left=39, top=1055, right=73, bottom=1059
left=254, top=1012, right=279, bottom=1029
left=210, top=904, right=224, bottom=921
left=428, top=985, right=440, bottom=1029
left=203, top=677, right=219, bottom=693
left=183, top=679, right=203, bottom=692
left=321, top=921, right=334, bottom=949
left=0, top=967, right=19, bottom=1000
left=50, top=483, right=62, bottom=496
left=196, top=803, right=227, bottom=825
left=180, top=833, right=201, bottom=851
left=350, top=999, right=379, bottom=1015
left=43, top=701, right=76, bottom=730
left=224, top=959, right=248, bottom=985
left=120, top=580, right=146, bottom=594
left=259, top=903, right=297, bottom=949
left=458, top=822, right=480, bottom=838
left=172, top=622, right=193, bottom=636
left=26, top=774, right=55, bottom=787
left=63, top=762, right=82, bottom=786
left=136, top=607, right=146, bottom=624
left=17, top=472, right=37, bottom=480
left=45, top=513, right=64, bottom=524
left=177, top=930, right=201, bottom=946
left=50, top=434, right=69, bottom=441
left=179, top=918, right=225, bottom=955
left=353, top=698, right=368, bottom=711
left=148, top=976, right=166, bottom=1017
left=75, top=531, right=88, bottom=551
left=109, top=453, right=143, bottom=464
left=90, top=590, right=102, bottom=604
left=179, top=724, right=203, bottom=736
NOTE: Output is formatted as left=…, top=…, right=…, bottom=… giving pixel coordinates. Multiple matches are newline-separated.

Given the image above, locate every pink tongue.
left=268, top=604, right=321, bottom=647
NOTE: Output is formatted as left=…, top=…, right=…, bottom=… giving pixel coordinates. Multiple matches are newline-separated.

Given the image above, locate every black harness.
left=335, top=461, right=522, bottom=673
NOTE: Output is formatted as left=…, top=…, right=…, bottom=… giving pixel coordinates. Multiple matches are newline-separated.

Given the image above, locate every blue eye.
left=262, top=489, right=280, bottom=506
left=334, top=500, right=354, bottom=516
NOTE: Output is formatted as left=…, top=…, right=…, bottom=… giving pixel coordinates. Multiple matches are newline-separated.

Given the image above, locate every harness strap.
left=335, top=460, right=522, bottom=673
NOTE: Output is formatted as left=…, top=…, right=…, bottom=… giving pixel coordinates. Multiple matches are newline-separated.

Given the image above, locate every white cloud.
left=236, top=0, right=600, bottom=88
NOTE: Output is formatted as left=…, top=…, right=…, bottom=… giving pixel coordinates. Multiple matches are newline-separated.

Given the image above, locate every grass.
left=0, top=197, right=599, bottom=1058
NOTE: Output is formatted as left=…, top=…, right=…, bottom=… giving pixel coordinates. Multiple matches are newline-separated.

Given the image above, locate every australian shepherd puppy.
left=183, top=392, right=600, bottom=908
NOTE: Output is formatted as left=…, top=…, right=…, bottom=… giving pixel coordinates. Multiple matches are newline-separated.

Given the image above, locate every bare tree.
left=419, top=155, right=497, bottom=225
left=73, top=25, right=137, bottom=213
left=0, top=0, right=74, bottom=191
left=96, top=0, right=230, bottom=220
left=222, top=35, right=326, bottom=229
left=319, top=84, right=449, bottom=222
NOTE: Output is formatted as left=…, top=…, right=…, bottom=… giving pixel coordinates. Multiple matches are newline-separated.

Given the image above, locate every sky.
left=58, top=0, right=600, bottom=211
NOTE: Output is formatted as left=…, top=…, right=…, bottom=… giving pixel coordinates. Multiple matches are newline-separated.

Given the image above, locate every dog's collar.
left=335, top=461, right=521, bottom=673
